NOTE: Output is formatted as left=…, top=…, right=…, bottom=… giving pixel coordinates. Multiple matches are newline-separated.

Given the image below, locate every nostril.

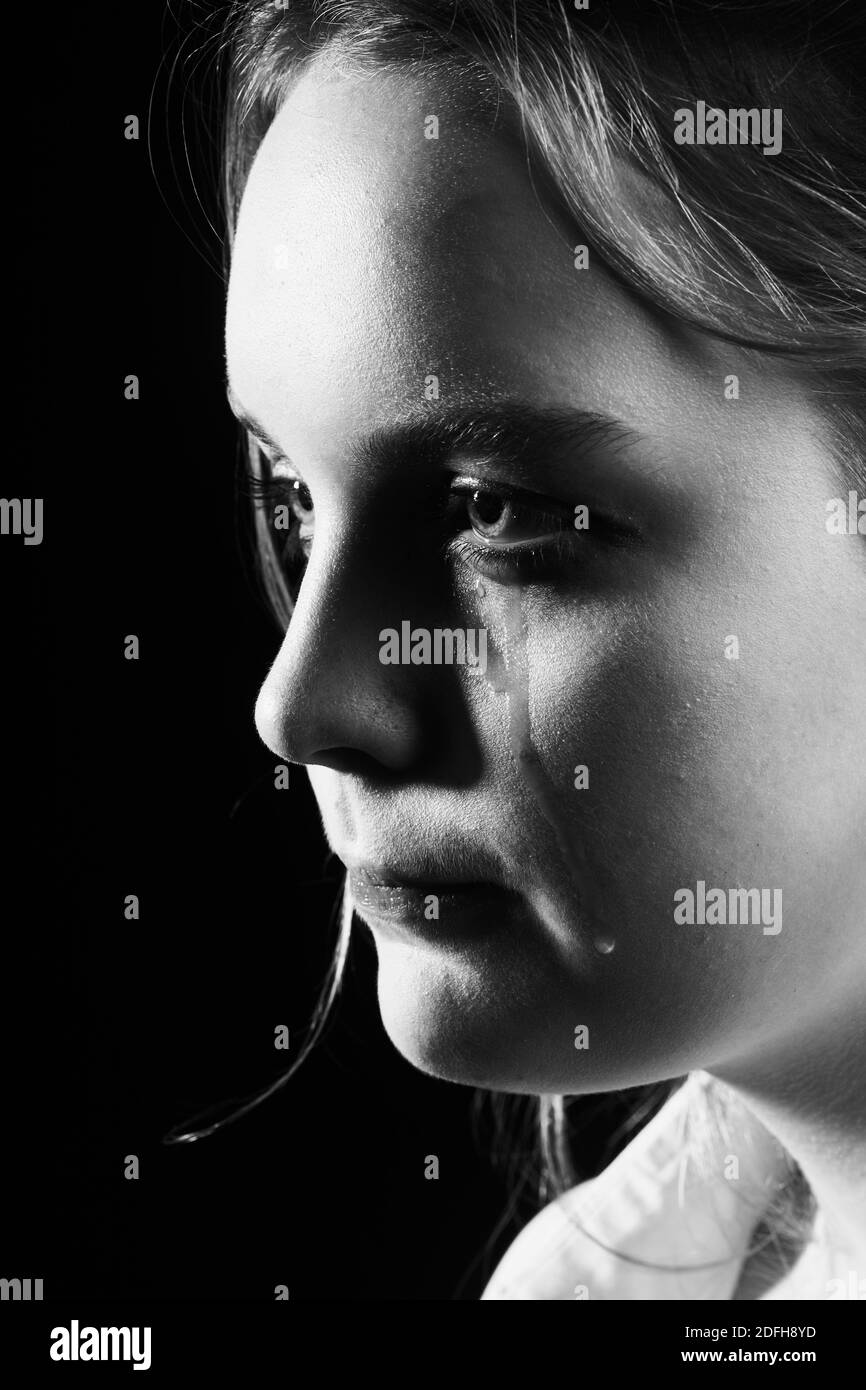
left=312, top=747, right=391, bottom=779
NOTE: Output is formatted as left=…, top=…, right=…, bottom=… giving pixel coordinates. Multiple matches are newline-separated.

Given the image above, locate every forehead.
left=225, top=60, right=644, bottom=441
left=223, top=57, right=808, bottom=479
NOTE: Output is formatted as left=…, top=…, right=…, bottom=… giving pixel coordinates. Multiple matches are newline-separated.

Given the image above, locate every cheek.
left=520, top=597, right=727, bottom=949
left=518, top=579, right=862, bottom=1017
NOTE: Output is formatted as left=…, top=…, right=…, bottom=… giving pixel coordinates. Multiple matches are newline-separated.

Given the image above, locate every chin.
left=373, top=942, right=537, bottom=1089
left=370, top=930, right=709, bottom=1094
left=372, top=942, right=590, bottom=1093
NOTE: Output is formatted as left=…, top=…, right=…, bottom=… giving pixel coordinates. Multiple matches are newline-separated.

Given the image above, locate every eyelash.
left=242, top=465, right=313, bottom=591
left=440, top=481, right=580, bottom=579
left=243, top=467, right=310, bottom=516
left=446, top=529, right=575, bottom=578
left=242, top=460, right=635, bottom=588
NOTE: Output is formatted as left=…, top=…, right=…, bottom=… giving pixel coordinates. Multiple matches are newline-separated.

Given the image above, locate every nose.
left=254, top=526, right=436, bottom=776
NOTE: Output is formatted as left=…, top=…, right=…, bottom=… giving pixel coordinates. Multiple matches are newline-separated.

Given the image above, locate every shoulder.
left=480, top=1174, right=629, bottom=1301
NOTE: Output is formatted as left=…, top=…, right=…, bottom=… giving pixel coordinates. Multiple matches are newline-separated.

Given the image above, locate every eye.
left=243, top=458, right=315, bottom=599
left=286, top=476, right=314, bottom=527
left=262, top=469, right=314, bottom=550
left=461, top=486, right=567, bottom=548
left=444, top=476, right=638, bottom=583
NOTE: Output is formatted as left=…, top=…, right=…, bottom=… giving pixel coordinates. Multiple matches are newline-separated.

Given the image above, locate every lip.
left=347, top=863, right=516, bottom=939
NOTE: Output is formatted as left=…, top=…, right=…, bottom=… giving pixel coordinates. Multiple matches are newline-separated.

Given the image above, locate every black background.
left=5, top=1, right=626, bottom=1303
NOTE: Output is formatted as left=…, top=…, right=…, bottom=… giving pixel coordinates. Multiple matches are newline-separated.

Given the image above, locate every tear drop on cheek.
left=475, top=580, right=486, bottom=598
left=593, top=936, right=616, bottom=956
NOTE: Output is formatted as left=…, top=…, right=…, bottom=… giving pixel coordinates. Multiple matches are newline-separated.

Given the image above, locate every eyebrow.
left=225, top=381, right=644, bottom=482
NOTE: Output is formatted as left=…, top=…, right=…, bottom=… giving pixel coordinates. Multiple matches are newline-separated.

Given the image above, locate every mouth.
left=346, top=862, right=519, bottom=940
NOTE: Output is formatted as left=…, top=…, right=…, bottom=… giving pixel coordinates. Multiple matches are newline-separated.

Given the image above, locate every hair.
left=163, top=0, right=866, bottom=1279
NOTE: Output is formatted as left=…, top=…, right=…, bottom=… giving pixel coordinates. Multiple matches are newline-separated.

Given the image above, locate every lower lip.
left=348, top=876, right=517, bottom=941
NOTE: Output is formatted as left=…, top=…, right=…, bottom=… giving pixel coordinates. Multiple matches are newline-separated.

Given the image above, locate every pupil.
left=472, top=490, right=505, bottom=527
left=294, top=481, right=313, bottom=514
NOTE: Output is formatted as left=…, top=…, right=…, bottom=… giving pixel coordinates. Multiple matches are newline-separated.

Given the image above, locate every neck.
left=711, top=1005, right=866, bottom=1278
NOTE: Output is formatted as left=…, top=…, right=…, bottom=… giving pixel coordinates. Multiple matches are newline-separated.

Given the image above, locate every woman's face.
left=225, top=61, right=866, bottom=1095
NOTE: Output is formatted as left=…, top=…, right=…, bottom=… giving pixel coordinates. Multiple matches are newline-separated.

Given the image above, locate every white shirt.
left=481, top=1073, right=828, bottom=1300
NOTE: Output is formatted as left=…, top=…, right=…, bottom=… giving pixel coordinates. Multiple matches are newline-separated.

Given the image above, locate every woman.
left=193, top=0, right=865, bottom=1299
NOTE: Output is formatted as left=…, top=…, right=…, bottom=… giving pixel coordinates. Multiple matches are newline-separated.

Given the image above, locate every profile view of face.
left=225, top=59, right=866, bottom=1099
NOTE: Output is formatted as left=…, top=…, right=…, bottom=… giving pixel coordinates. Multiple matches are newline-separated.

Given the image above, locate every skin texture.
left=224, top=59, right=866, bottom=1292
